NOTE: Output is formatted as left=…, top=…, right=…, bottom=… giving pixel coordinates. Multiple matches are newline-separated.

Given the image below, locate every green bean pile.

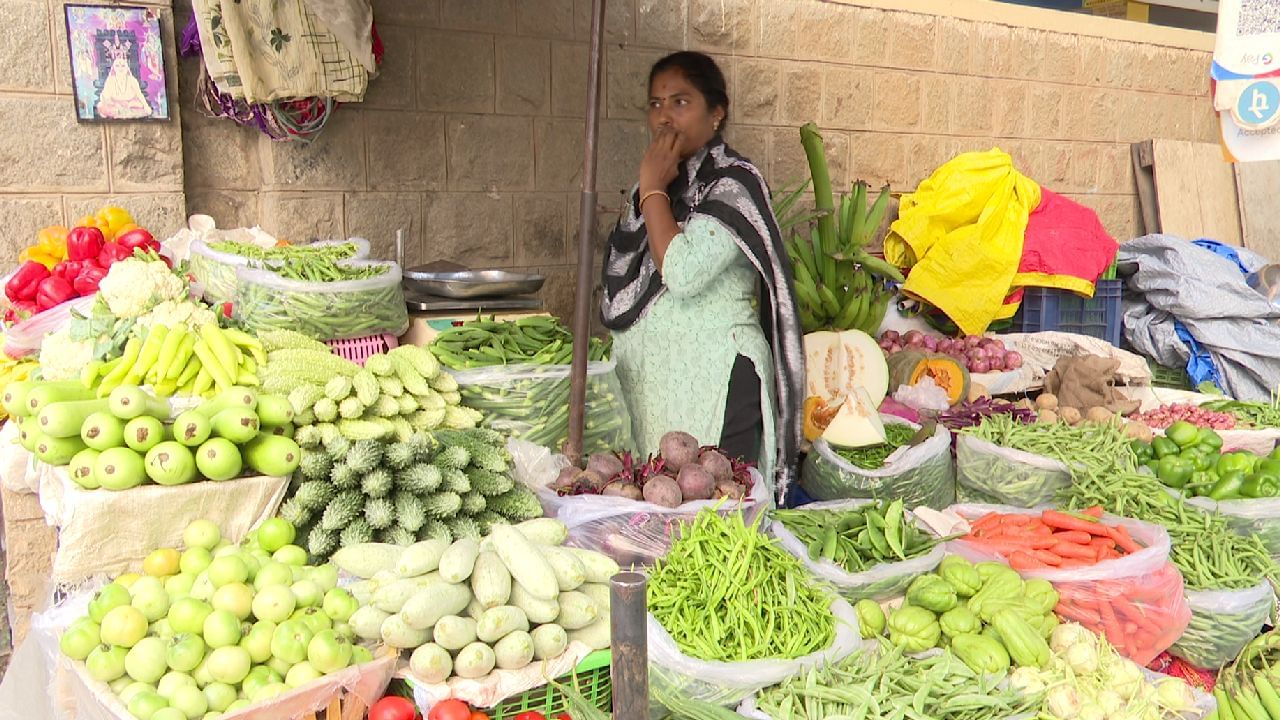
left=1062, top=472, right=1279, bottom=591
left=965, top=414, right=1139, bottom=478
left=832, top=424, right=918, bottom=469
left=1201, top=396, right=1280, bottom=429
left=755, top=642, right=1040, bottom=720
left=648, top=510, right=836, bottom=663
left=1169, top=587, right=1273, bottom=670
left=207, top=239, right=361, bottom=265
left=431, top=317, right=610, bottom=369
left=236, top=264, right=407, bottom=341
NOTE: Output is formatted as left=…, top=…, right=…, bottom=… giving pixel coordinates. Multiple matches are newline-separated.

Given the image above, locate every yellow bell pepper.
left=18, top=225, right=68, bottom=269
left=95, top=206, right=134, bottom=240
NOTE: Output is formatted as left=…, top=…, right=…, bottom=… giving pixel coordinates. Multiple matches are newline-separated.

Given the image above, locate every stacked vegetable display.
left=860, top=555, right=1059, bottom=674
left=1134, top=421, right=1280, bottom=500
left=280, top=424, right=542, bottom=560
left=7, top=383, right=301, bottom=488
left=549, top=430, right=752, bottom=505
left=259, top=330, right=481, bottom=443
left=429, top=316, right=629, bottom=454
left=771, top=501, right=938, bottom=572
left=58, top=518, right=375, bottom=717
left=332, top=519, right=615, bottom=682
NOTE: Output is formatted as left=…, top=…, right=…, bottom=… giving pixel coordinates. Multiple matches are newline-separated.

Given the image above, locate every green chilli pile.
left=647, top=509, right=836, bottom=663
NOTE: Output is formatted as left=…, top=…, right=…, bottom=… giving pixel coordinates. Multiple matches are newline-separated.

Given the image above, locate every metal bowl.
left=403, top=268, right=546, bottom=299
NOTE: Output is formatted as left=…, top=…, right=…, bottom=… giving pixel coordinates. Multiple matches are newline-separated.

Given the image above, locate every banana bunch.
left=781, top=124, right=906, bottom=335
left=82, top=323, right=266, bottom=399
left=0, top=351, right=35, bottom=422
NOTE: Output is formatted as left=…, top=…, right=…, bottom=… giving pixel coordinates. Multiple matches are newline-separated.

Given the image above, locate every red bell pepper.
left=115, top=228, right=156, bottom=252
left=98, top=242, right=132, bottom=266
left=72, top=265, right=107, bottom=296
left=5, top=260, right=50, bottom=302
left=65, top=226, right=105, bottom=261
left=4, top=298, right=37, bottom=324
left=35, top=275, right=75, bottom=311
left=53, top=259, right=82, bottom=283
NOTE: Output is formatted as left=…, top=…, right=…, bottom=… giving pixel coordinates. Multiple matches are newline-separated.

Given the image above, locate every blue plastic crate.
left=1013, top=279, right=1123, bottom=346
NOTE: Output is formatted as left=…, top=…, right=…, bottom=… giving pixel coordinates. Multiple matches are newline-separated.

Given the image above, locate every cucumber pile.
left=4, top=381, right=301, bottom=489
left=334, top=518, right=614, bottom=682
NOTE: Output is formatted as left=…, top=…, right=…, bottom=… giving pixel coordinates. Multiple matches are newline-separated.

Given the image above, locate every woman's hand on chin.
left=639, top=127, right=681, bottom=195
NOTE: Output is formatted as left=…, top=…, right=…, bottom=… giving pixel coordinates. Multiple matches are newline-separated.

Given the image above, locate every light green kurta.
left=612, top=215, right=777, bottom=480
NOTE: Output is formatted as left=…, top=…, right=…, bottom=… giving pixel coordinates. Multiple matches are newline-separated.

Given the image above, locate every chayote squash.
left=990, top=608, right=1051, bottom=669
left=1022, top=578, right=1060, bottom=615
left=951, top=633, right=1011, bottom=674
left=887, top=605, right=940, bottom=653
left=975, top=561, right=1020, bottom=586
left=1037, top=611, right=1059, bottom=639
left=938, top=606, right=982, bottom=639
left=967, top=571, right=1024, bottom=619
left=906, top=575, right=958, bottom=614
left=855, top=599, right=886, bottom=638
left=937, top=555, right=982, bottom=598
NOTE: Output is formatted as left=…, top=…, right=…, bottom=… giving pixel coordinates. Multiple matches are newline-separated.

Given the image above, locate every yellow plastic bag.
left=884, top=149, right=1040, bottom=336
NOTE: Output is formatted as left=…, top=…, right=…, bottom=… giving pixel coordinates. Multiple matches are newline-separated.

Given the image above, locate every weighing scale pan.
left=403, top=268, right=545, bottom=299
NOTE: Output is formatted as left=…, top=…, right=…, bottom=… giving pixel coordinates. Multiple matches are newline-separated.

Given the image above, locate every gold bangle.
left=639, top=190, right=669, bottom=209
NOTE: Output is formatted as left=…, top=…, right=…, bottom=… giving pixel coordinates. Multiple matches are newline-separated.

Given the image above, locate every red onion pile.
left=1130, top=403, right=1237, bottom=430
left=879, top=330, right=1024, bottom=374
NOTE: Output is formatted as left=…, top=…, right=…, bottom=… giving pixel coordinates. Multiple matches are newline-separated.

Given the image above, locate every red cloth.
left=1009, top=188, right=1119, bottom=300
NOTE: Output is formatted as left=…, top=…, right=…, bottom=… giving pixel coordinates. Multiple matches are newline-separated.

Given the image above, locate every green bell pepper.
left=887, top=605, right=940, bottom=653
left=1258, top=459, right=1280, bottom=477
left=1130, top=440, right=1155, bottom=464
left=1156, top=456, right=1193, bottom=488
left=1166, top=420, right=1201, bottom=448
left=1269, top=445, right=1280, bottom=461
left=1243, top=472, right=1280, bottom=499
left=1145, top=459, right=1160, bottom=475
left=1151, top=436, right=1180, bottom=459
left=1209, top=470, right=1247, bottom=501
left=1179, top=448, right=1215, bottom=473
left=1217, top=452, right=1255, bottom=477
left=1198, top=428, right=1224, bottom=450
left=1185, top=470, right=1218, bottom=497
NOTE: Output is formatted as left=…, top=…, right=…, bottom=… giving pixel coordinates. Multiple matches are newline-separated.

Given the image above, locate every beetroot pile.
left=552, top=431, right=754, bottom=507
left=879, top=330, right=1024, bottom=374
left=1131, top=403, right=1237, bottom=430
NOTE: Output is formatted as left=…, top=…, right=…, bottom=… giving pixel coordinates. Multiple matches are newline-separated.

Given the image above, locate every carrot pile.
left=963, top=506, right=1144, bottom=571
left=1055, top=563, right=1190, bottom=665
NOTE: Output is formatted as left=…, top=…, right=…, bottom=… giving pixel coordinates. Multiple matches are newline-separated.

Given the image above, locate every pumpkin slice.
left=802, top=329, right=889, bottom=407
left=821, top=387, right=886, bottom=448
left=886, top=350, right=970, bottom=406
left=803, top=395, right=844, bottom=442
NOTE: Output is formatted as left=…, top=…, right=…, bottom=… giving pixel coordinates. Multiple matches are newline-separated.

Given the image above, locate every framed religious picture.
left=64, top=4, right=170, bottom=122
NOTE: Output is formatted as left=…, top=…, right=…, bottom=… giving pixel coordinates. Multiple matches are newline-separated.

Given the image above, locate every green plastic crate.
left=486, top=650, right=612, bottom=719
left=1148, top=359, right=1192, bottom=390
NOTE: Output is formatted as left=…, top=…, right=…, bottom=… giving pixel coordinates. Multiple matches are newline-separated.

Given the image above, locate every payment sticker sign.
left=1235, top=80, right=1280, bottom=130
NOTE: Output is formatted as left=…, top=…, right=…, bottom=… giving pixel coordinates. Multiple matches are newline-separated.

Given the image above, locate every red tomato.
left=370, top=696, right=418, bottom=720
left=469, top=712, right=490, bottom=720
left=514, top=713, right=547, bottom=720
left=428, top=699, right=474, bottom=720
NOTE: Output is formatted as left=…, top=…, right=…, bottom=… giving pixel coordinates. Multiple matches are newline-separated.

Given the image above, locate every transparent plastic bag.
left=647, top=597, right=866, bottom=708
left=190, top=236, right=370, bottom=304
left=954, top=434, right=1072, bottom=508
left=947, top=503, right=1191, bottom=666
left=233, top=259, right=406, bottom=341
left=452, top=360, right=635, bottom=456
left=1169, top=489, right=1280, bottom=557
left=1170, top=581, right=1275, bottom=670
left=768, top=498, right=947, bottom=602
left=3, top=294, right=96, bottom=358
left=800, top=417, right=955, bottom=510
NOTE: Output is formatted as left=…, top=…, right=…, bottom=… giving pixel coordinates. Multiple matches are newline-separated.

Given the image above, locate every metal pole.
left=565, top=0, right=607, bottom=465
left=610, top=571, right=648, bottom=720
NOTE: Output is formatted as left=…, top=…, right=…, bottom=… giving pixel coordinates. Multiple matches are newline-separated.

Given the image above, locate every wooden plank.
left=1149, top=139, right=1243, bottom=246
left=1131, top=141, right=1160, bottom=236
left=1235, top=160, right=1280, bottom=262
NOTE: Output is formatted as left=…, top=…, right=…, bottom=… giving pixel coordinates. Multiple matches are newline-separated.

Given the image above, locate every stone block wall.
left=0, top=0, right=185, bottom=264
left=175, top=0, right=1216, bottom=319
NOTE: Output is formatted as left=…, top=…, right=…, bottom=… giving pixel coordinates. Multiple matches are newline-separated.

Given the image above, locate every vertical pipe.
left=610, top=571, right=648, bottom=720
left=565, top=0, right=607, bottom=465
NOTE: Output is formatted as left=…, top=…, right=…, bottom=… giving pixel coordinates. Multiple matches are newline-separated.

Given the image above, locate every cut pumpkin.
left=821, top=387, right=886, bottom=448
left=886, top=350, right=970, bottom=405
left=803, top=330, right=889, bottom=407
left=802, top=395, right=843, bottom=442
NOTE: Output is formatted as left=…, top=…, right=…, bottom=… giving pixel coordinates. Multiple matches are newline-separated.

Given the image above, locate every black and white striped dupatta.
left=599, top=137, right=806, bottom=500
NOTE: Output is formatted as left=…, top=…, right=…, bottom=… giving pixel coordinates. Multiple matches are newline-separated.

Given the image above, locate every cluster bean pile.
left=647, top=510, right=836, bottom=662
left=206, top=240, right=374, bottom=281
left=966, top=414, right=1138, bottom=479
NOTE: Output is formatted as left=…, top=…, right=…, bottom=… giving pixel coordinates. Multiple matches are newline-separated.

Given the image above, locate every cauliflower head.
left=39, top=328, right=95, bottom=381
left=136, top=300, right=217, bottom=332
left=98, top=258, right=187, bottom=319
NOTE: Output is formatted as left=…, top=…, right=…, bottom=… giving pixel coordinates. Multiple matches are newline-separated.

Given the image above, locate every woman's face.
left=647, top=68, right=724, bottom=159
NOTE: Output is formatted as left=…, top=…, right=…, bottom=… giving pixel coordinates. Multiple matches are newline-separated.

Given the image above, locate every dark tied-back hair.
left=648, top=51, right=730, bottom=129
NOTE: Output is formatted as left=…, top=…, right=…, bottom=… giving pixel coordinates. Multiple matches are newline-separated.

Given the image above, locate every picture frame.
left=63, top=3, right=170, bottom=123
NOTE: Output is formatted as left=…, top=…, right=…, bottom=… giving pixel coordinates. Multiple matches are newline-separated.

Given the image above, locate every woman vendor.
left=600, top=51, right=806, bottom=495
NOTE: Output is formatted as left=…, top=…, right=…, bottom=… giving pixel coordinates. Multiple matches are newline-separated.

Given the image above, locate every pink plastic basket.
left=325, top=334, right=398, bottom=366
